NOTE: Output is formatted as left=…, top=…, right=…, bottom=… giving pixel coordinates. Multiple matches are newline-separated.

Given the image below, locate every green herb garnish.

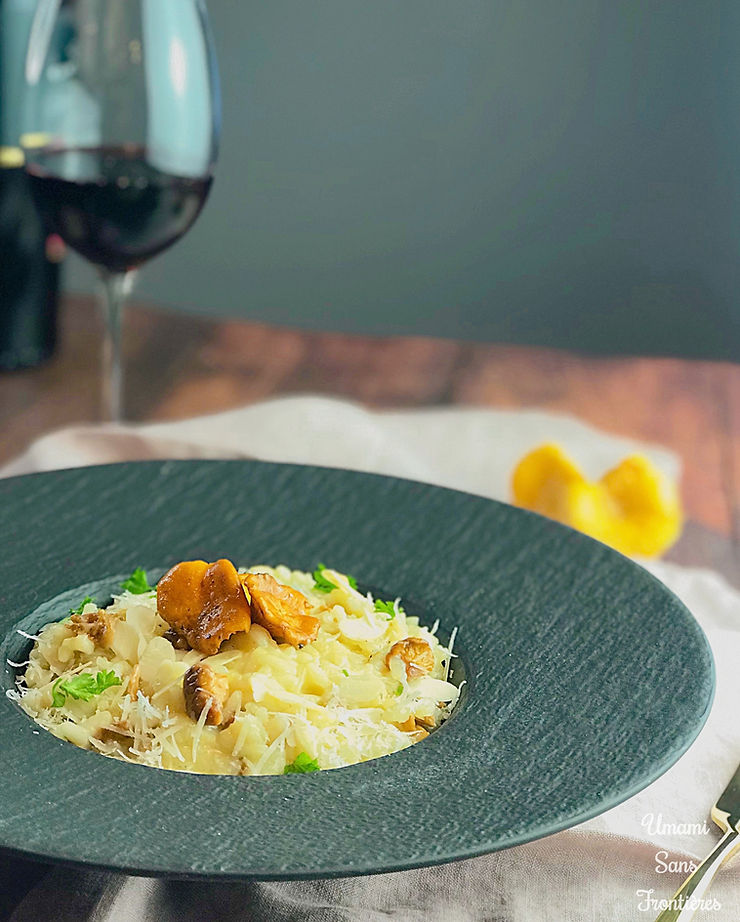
left=374, top=599, right=404, bottom=620
left=120, top=567, right=154, bottom=594
left=342, top=669, right=349, bottom=677
left=312, top=563, right=358, bottom=594
left=283, top=752, right=320, bottom=774
left=51, top=670, right=121, bottom=707
left=312, top=563, right=337, bottom=593
left=69, top=596, right=94, bottom=616
left=394, top=683, right=404, bottom=696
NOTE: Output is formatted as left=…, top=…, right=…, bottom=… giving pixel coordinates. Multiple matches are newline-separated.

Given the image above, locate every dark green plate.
left=0, top=461, right=714, bottom=879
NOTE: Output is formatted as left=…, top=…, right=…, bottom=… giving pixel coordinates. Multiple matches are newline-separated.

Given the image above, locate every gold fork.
left=654, top=761, right=740, bottom=920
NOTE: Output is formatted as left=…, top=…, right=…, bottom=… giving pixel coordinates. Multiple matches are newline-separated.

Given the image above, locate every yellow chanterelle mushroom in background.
left=511, top=443, right=683, bottom=557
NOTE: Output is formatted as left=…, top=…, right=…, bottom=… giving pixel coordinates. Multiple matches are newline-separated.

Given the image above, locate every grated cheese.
left=15, top=564, right=461, bottom=775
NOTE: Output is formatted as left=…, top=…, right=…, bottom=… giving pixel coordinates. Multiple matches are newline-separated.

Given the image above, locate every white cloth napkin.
left=3, top=396, right=739, bottom=921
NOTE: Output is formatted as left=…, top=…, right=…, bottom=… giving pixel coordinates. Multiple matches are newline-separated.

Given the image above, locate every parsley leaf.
left=374, top=599, right=404, bottom=620
left=342, top=669, right=349, bottom=677
left=283, top=752, right=320, bottom=774
left=69, top=596, right=94, bottom=616
left=312, top=563, right=337, bottom=594
left=312, top=563, right=359, bottom=593
left=394, top=683, right=404, bottom=696
left=120, top=567, right=154, bottom=594
left=51, top=670, right=121, bottom=707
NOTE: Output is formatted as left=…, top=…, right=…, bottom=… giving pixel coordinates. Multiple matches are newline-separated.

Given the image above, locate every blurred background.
left=0, top=0, right=738, bottom=585
left=5, top=0, right=740, bottom=359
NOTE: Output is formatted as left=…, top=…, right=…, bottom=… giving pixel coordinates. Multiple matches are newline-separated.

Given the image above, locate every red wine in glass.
left=27, top=146, right=213, bottom=274
left=23, top=0, right=219, bottom=422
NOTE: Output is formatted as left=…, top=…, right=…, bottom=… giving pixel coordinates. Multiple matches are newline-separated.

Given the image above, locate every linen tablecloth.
left=2, top=396, right=738, bottom=921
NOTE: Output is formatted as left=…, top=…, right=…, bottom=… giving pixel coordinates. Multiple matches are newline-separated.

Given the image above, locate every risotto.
left=14, top=562, right=460, bottom=775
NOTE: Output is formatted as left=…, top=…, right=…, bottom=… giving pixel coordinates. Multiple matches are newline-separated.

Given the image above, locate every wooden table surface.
left=1, top=295, right=738, bottom=585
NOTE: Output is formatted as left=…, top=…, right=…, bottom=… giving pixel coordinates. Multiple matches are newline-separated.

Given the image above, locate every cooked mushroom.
left=156, top=559, right=251, bottom=655
left=242, top=573, right=320, bottom=647
left=182, top=662, right=229, bottom=726
left=162, top=627, right=190, bottom=651
left=95, top=721, right=135, bottom=755
left=385, top=637, right=435, bottom=679
left=69, top=608, right=113, bottom=647
left=220, top=713, right=236, bottom=731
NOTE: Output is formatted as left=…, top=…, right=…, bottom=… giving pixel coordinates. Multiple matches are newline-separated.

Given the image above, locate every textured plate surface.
left=0, top=460, right=714, bottom=879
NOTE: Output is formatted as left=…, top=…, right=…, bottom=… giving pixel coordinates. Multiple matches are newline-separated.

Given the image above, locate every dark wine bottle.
left=0, top=147, right=61, bottom=369
left=0, top=0, right=62, bottom=369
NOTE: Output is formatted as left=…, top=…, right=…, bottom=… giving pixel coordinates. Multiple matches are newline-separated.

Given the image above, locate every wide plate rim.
left=0, top=459, right=715, bottom=879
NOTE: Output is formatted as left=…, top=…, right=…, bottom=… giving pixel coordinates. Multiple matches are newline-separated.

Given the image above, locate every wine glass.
left=22, top=0, right=220, bottom=421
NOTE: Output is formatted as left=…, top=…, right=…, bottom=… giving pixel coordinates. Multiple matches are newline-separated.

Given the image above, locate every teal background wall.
left=63, top=1, right=740, bottom=359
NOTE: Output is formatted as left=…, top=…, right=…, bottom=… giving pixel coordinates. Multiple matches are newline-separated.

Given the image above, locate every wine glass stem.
left=98, top=270, right=131, bottom=423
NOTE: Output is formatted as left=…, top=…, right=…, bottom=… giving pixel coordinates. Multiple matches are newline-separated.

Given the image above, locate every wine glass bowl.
left=25, top=147, right=213, bottom=274
left=23, top=0, right=220, bottom=420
